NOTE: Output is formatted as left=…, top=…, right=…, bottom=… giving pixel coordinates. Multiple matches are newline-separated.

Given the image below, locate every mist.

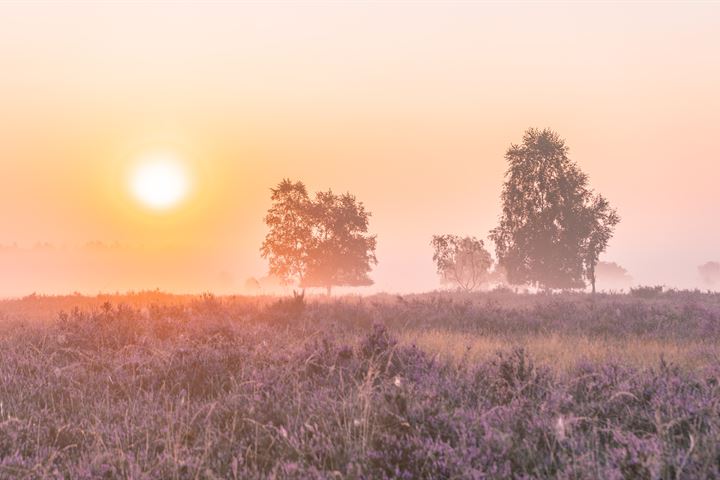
left=1, top=2, right=719, bottom=296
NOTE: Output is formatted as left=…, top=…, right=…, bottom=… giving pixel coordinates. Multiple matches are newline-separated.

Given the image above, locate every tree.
left=302, top=190, right=377, bottom=295
left=595, top=261, right=633, bottom=291
left=489, top=128, right=619, bottom=291
left=699, top=261, right=720, bottom=287
left=260, top=179, right=313, bottom=286
left=261, top=180, right=377, bottom=295
left=431, top=235, right=493, bottom=292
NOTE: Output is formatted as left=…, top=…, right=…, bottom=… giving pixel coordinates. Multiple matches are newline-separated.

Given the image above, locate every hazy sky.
left=1, top=2, right=719, bottom=295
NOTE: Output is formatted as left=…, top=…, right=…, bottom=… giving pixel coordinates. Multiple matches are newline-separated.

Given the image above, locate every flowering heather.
left=0, top=291, right=719, bottom=478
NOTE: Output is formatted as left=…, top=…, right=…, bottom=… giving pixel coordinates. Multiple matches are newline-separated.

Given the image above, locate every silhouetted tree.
left=431, top=235, right=493, bottom=292
left=302, top=190, right=377, bottom=295
left=699, top=261, right=720, bottom=287
left=489, top=128, right=619, bottom=291
left=261, top=180, right=377, bottom=295
left=595, top=261, right=633, bottom=291
left=261, top=179, right=313, bottom=286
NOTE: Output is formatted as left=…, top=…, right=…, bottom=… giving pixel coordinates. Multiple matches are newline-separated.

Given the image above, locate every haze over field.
left=1, top=2, right=719, bottom=295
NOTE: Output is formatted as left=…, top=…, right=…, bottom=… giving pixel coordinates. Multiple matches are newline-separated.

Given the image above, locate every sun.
left=130, top=153, right=190, bottom=210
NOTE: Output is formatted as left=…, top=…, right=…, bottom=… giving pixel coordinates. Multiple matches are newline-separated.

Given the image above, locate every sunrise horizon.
left=4, top=3, right=720, bottom=477
left=3, top=3, right=720, bottom=297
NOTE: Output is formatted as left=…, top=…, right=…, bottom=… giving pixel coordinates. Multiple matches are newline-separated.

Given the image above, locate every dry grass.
left=395, top=329, right=720, bottom=371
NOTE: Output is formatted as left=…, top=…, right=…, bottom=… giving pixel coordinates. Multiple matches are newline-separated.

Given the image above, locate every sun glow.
left=130, top=154, right=190, bottom=210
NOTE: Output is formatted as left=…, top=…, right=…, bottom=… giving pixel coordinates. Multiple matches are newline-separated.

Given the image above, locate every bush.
left=630, top=285, right=664, bottom=299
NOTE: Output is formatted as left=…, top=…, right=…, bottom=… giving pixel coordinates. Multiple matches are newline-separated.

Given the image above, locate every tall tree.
left=489, top=128, right=619, bottom=291
left=261, top=181, right=377, bottom=295
left=431, top=235, right=493, bottom=292
left=260, top=179, right=313, bottom=286
left=303, top=190, right=377, bottom=295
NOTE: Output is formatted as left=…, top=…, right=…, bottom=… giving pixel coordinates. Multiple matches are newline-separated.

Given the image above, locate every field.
left=1, top=290, right=720, bottom=478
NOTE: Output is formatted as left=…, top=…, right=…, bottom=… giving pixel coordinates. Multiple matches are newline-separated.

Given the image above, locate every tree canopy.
left=489, top=128, right=619, bottom=291
left=261, top=179, right=377, bottom=295
left=431, top=235, right=493, bottom=292
left=595, top=261, right=633, bottom=291
left=260, top=179, right=313, bottom=286
left=699, top=261, right=720, bottom=287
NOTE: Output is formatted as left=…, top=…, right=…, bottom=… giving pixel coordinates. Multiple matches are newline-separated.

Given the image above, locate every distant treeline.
left=260, top=128, right=622, bottom=294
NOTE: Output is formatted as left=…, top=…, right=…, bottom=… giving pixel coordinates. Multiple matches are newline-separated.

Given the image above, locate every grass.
left=398, top=330, right=720, bottom=371
left=0, top=289, right=719, bottom=478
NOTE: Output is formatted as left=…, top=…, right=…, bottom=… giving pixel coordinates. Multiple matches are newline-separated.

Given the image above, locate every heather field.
left=2, top=290, right=720, bottom=479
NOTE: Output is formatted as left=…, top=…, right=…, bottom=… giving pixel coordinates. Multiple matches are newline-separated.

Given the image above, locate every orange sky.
left=1, top=2, right=719, bottom=295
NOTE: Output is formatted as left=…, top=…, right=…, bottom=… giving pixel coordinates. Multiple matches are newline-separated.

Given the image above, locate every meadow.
left=1, top=289, right=720, bottom=478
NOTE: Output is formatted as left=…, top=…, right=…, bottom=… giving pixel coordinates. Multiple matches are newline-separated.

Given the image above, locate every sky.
left=1, top=2, right=719, bottom=296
